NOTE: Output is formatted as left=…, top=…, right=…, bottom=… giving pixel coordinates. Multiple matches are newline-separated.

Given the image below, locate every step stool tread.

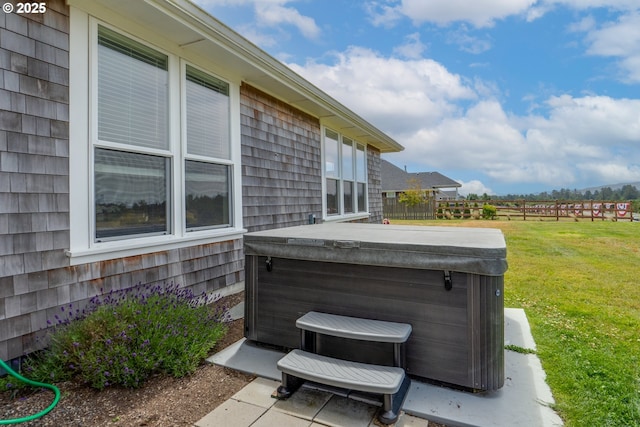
left=277, top=349, right=405, bottom=395
left=296, top=311, right=411, bottom=343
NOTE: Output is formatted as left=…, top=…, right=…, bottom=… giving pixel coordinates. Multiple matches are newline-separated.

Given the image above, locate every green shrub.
left=453, top=203, right=462, bottom=219
left=482, top=204, right=497, bottom=220
left=16, top=283, right=228, bottom=390
left=463, top=203, right=471, bottom=219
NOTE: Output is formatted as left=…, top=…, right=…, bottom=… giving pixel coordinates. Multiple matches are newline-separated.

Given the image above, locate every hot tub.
left=243, top=223, right=508, bottom=391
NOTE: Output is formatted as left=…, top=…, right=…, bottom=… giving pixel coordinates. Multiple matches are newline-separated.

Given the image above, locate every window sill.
left=66, top=228, right=247, bottom=265
left=323, top=213, right=371, bottom=223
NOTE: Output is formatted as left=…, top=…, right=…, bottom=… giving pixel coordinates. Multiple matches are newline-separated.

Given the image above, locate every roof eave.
left=69, top=0, right=403, bottom=153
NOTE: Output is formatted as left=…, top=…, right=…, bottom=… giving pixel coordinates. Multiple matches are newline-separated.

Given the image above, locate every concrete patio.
left=199, top=306, right=563, bottom=426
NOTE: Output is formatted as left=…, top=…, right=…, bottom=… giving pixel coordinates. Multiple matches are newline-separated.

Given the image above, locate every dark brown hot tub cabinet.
left=243, top=223, right=508, bottom=391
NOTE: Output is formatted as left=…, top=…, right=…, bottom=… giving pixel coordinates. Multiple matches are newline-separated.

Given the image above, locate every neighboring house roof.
left=70, top=0, right=403, bottom=154
left=381, top=159, right=461, bottom=192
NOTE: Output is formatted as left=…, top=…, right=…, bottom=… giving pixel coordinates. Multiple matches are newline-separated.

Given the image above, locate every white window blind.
left=97, top=25, right=169, bottom=150
left=186, top=65, right=230, bottom=159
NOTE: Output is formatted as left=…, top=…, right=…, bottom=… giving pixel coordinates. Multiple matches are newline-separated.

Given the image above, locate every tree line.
left=467, top=184, right=640, bottom=202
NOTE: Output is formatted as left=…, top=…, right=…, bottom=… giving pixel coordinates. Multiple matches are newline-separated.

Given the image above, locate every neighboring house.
left=0, top=0, right=403, bottom=360
left=381, top=159, right=460, bottom=201
left=436, top=190, right=461, bottom=201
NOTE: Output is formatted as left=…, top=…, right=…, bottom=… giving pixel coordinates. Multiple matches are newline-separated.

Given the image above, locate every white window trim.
left=67, top=9, right=244, bottom=265
left=181, top=60, right=236, bottom=233
left=321, top=126, right=370, bottom=222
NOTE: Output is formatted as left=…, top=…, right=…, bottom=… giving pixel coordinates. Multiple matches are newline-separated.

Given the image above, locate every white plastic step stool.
left=276, top=311, right=412, bottom=425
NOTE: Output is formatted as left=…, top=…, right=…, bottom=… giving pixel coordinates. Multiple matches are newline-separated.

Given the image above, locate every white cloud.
left=232, top=24, right=280, bottom=47
left=289, top=43, right=640, bottom=189
left=398, top=100, right=531, bottom=172
left=581, top=11, right=640, bottom=82
left=457, top=180, right=494, bottom=196
left=199, top=0, right=640, bottom=191
left=542, top=94, right=640, bottom=145
left=446, top=26, right=492, bottom=54
left=543, top=0, right=639, bottom=11
left=254, top=2, right=321, bottom=39
left=193, top=0, right=320, bottom=40
left=287, top=46, right=476, bottom=135
left=363, top=1, right=640, bottom=87
left=365, top=0, right=640, bottom=37
left=523, top=0, right=640, bottom=22
left=584, top=12, right=640, bottom=56
left=620, top=55, right=640, bottom=82
left=365, top=0, right=404, bottom=28
left=576, top=162, right=640, bottom=184
left=393, top=33, right=427, bottom=59
left=368, top=0, right=538, bottom=28
left=526, top=5, right=553, bottom=22
left=509, top=95, right=640, bottom=185
left=567, top=15, right=597, bottom=33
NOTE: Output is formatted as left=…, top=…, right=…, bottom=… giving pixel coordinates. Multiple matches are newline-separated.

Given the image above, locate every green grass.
left=393, top=219, right=640, bottom=427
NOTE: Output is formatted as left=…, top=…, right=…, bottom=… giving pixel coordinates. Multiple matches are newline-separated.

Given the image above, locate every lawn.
left=393, top=219, right=640, bottom=427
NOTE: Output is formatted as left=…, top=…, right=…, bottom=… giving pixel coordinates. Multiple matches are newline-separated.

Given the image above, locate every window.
left=95, top=25, right=234, bottom=241
left=325, top=129, right=340, bottom=215
left=185, top=65, right=232, bottom=231
left=342, top=138, right=354, bottom=214
left=95, top=26, right=172, bottom=241
left=94, top=148, right=169, bottom=240
left=97, top=26, right=169, bottom=150
left=67, top=16, right=242, bottom=263
left=323, top=128, right=368, bottom=217
left=185, top=161, right=230, bottom=229
left=356, top=145, right=367, bottom=212
left=185, top=65, right=230, bottom=159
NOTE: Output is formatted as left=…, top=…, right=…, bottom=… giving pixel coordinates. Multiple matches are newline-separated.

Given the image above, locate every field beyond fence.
left=383, top=198, right=635, bottom=221
left=391, top=219, right=640, bottom=427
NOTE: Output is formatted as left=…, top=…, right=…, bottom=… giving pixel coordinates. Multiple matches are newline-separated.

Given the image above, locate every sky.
left=194, top=0, right=640, bottom=196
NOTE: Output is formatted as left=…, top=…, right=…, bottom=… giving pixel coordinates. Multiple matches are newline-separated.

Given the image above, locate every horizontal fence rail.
left=487, top=200, right=634, bottom=221
left=383, top=199, right=635, bottom=221
left=382, top=198, right=436, bottom=220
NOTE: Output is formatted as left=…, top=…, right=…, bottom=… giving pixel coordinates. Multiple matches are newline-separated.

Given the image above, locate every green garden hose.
left=0, top=359, right=60, bottom=424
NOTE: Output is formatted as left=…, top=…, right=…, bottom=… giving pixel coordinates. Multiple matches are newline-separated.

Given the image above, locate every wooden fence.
left=382, top=198, right=436, bottom=220
left=383, top=199, right=636, bottom=221
left=486, top=200, right=635, bottom=221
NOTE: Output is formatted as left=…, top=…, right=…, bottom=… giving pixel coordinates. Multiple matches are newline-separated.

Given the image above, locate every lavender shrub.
left=20, top=283, right=229, bottom=390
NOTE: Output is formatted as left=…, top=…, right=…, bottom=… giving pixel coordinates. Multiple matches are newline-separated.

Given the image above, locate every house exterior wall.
left=0, top=1, right=243, bottom=360
left=367, top=148, right=383, bottom=223
left=240, top=84, right=384, bottom=229
left=1, top=0, right=72, bottom=359
left=0, top=3, right=386, bottom=360
left=240, top=85, right=323, bottom=232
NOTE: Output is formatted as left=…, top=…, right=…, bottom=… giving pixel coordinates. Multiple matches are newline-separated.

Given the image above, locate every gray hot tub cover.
left=243, top=223, right=507, bottom=276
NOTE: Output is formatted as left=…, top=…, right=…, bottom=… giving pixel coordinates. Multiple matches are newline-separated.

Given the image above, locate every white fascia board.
left=157, top=0, right=404, bottom=152
left=70, top=0, right=403, bottom=153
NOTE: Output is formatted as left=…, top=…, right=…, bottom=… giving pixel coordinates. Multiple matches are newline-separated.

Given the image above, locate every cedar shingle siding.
left=1, top=0, right=73, bottom=359
left=0, top=1, right=244, bottom=360
left=240, top=84, right=384, bottom=228
left=0, top=2, right=386, bottom=360
left=367, top=149, right=383, bottom=223
left=241, top=85, right=323, bottom=231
